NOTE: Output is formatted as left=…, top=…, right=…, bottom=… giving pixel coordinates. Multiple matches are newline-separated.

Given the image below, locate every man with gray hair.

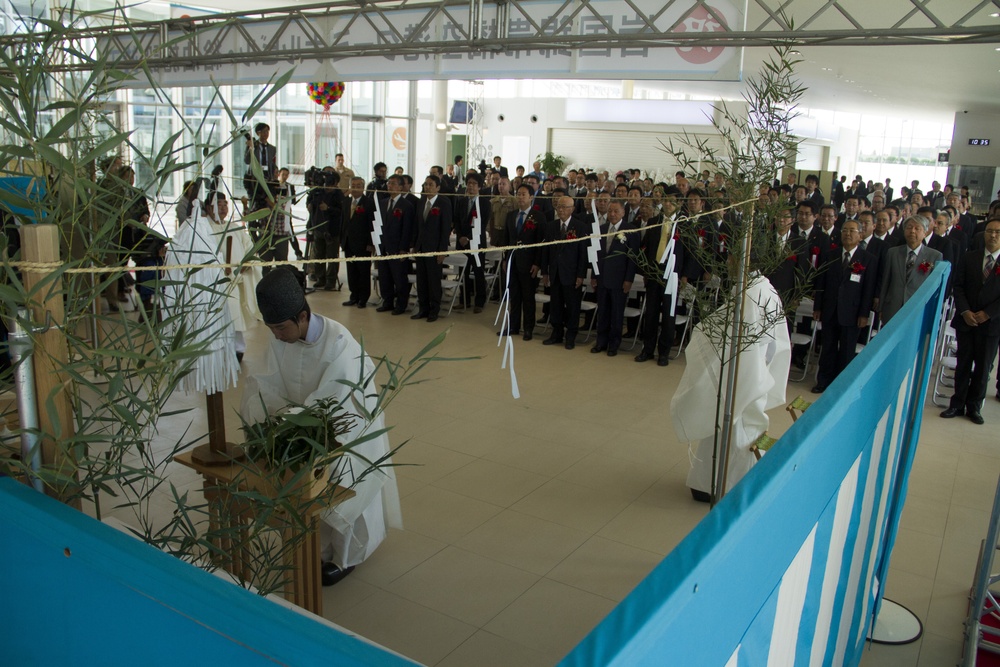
left=877, top=215, right=944, bottom=324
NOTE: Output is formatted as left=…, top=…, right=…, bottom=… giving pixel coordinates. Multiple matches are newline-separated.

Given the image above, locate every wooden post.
left=20, top=224, right=80, bottom=506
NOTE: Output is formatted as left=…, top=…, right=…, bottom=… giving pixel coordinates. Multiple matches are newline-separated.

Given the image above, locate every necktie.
left=906, top=250, right=916, bottom=276
left=606, top=224, right=616, bottom=252
left=424, top=198, right=432, bottom=218
left=517, top=211, right=525, bottom=233
left=843, top=251, right=851, bottom=271
left=986, top=255, right=996, bottom=281
left=859, top=239, right=867, bottom=251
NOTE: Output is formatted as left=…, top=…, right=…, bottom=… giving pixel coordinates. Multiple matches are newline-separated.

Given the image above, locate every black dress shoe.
left=523, top=332, right=533, bottom=341
left=391, top=308, right=406, bottom=315
left=536, top=316, right=549, bottom=325
left=590, top=345, right=606, bottom=353
left=411, top=312, right=428, bottom=320
left=968, top=411, right=985, bottom=425
left=940, top=407, right=964, bottom=419
left=357, top=303, right=367, bottom=309
left=690, top=488, right=711, bottom=503
left=427, top=315, right=438, bottom=323
left=342, top=299, right=358, bottom=307
left=792, top=358, right=806, bottom=370
left=321, top=562, right=355, bottom=587
left=607, top=349, right=618, bottom=357
left=634, top=352, right=653, bottom=362
left=473, top=306, right=483, bottom=314
left=565, top=341, right=575, bottom=350
left=376, top=304, right=394, bottom=313
left=810, top=384, right=826, bottom=394
left=657, top=356, right=669, bottom=367
left=542, top=337, right=563, bottom=346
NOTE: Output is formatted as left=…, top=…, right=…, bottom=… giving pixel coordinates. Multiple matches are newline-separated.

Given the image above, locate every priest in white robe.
left=241, top=268, right=402, bottom=584
left=672, top=273, right=791, bottom=502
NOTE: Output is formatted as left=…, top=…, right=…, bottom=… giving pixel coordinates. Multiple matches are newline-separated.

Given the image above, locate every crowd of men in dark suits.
left=298, top=159, right=1000, bottom=423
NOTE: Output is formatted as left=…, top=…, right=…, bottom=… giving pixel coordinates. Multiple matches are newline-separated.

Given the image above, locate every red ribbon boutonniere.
left=786, top=254, right=797, bottom=262
left=830, top=242, right=838, bottom=251
left=532, top=204, right=541, bottom=212
left=810, top=246, right=820, bottom=256
left=995, top=264, right=1000, bottom=277
left=697, top=228, right=706, bottom=237
left=523, top=220, right=536, bottom=232
left=566, top=230, right=577, bottom=240
left=673, top=232, right=680, bottom=241
left=430, top=207, right=440, bottom=216
left=471, top=209, right=477, bottom=218
left=355, top=205, right=364, bottom=215
left=918, top=261, right=932, bottom=275
left=851, top=261, right=865, bottom=275
left=393, top=209, right=402, bottom=218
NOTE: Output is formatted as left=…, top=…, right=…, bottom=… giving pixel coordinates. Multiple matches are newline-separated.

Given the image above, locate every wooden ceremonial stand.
left=174, top=449, right=353, bottom=616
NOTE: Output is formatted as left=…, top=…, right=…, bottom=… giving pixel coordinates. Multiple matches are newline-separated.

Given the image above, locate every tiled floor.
left=97, top=275, right=998, bottom=666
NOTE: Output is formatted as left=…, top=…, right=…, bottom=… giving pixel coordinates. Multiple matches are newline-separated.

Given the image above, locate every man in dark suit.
left=878, top=216, right=944, bottom=325
left=243, top=122, right=278, bottom=209
left=540, top=196, right=589, bottom=349
left=811, top=219, right=877, bottom=393
left=591, top=201, right=639, bottom=357
left=501, top=184, right=544, bottom=340
left=883, top=178, right=894, bottom=203
left=943, top=205, right=969, bottom=256
left=375, top=175, right=416, bottom=315
left=941, top=218, right=1000, bottom=424
left=926, top=210, right=957, bottom=267
left=765, top=208, right=808, bottom=316
left=492, top=156, right=509, bottom=179
left=340, top=177, right=375, bottom=308
left=454, top=173, right=492, bottom=313
left=411, top=174, right=452, bottom=322
left=636, top=195, right=684, bottom=366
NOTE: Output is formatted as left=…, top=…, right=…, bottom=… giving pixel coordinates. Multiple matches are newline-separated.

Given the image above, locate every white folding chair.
left=483, top=250, right=503, bottom=302
left=579, top=271, right=598, bottom=342
left=622, top=275, right=645, bottom=350
left=789, top=299, right=820, bottom=382
left=440, top=254, right=468, bottom=316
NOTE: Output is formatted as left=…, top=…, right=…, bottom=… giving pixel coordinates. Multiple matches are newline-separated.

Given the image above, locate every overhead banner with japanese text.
left=97, top=0, right=745, bottom=87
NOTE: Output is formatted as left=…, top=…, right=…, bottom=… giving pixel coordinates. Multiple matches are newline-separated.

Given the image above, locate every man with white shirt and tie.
left=375, top=175, right=416, bottom=315
left=411, top=175, right=452, bottom=322
left=877, top=216, right=943, bottom=325
left=454, top=173, right=492, bottom=313
left=500, top=184, right=543, bottom=340
left=340, top=177, right=376, bottom=308
left=811, top=219, right=877, bottom=393
left=942, top=218, right=1000, bottom=424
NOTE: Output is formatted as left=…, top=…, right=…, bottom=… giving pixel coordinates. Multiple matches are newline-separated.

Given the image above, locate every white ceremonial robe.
left=206, top=218, right=261, bottom=333
left=672, top=274, right=791, bottom=496
left=240, top=315, right=403, bottom=568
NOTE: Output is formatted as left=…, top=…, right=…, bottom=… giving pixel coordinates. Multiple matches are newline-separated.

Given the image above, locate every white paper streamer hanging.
left=471, top=197, right=482, bottom=267
left=493, top=251, right=520, bottom=399
left=371, top=192, right=384, bottom=256
left=660, top=217, right=679, bottom=317
left=588, top=198, right=601, bottom=275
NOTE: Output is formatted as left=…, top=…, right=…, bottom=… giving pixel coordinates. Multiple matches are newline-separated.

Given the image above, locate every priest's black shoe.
left=542, top=336, right=563, bottom=346
left=940, top=407, right=964, bottom=419
left=411, top=311, right=428, bottom=320
left=321, top=562, right=355, bottom=587
left=690, top=489, right=711, bottom=503
left=634, top=351, right=653, bottom=363
left=343, top=299, right=358, bottom=306
left=968, top=411, right=985, bottom=425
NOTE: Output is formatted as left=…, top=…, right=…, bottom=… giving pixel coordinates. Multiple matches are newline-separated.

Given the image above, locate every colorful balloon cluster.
left=307, top=82, right=346, bottom=109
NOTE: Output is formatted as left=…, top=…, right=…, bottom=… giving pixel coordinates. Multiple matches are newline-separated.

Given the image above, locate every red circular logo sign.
left=673, top=5, right=728, bottom=64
